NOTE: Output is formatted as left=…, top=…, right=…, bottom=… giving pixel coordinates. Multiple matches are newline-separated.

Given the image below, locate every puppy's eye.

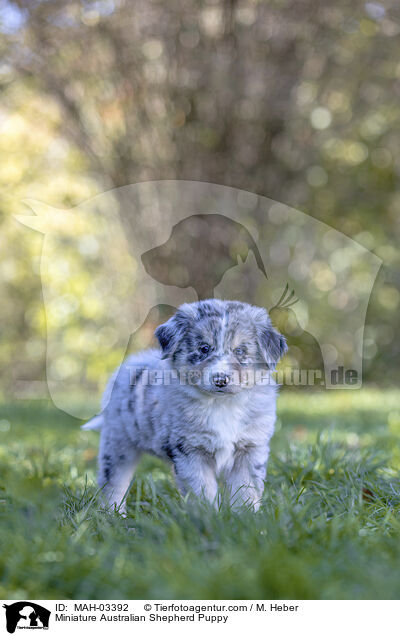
left=234, top=347, right=245, bottom=356
left=199, top=343, right=211, bottom=355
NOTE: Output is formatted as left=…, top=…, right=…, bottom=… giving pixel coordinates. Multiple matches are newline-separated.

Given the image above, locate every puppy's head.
left=155, top=299, right=287, bottom=395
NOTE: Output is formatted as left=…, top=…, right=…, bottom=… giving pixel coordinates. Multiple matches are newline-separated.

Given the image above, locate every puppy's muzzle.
left=212, top=372, right=230, bottom=388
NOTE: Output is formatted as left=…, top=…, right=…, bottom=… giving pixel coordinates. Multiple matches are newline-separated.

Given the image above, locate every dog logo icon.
left=15, top=181, right=381, bottom=416
left=141, top=213, right=268, bottom=300
left=2, top=602, right=50, bottom=633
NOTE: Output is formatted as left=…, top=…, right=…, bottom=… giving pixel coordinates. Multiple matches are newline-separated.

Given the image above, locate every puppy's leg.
left=173, top=450, right=218, bottom=505
left=226, top=449, right=269, bottom=511
left=98, top=426, right=141, bottom=514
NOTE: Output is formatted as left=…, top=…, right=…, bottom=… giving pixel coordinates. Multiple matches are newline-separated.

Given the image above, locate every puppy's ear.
left=256, top=319, right=287, bottom=369
left=155, top=305, right=194, bottom=359
left=155, top=316, right=181, bottom=359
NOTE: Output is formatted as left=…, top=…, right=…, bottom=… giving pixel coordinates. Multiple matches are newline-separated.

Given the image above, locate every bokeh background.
left=1, top=0, right=399, bottom=402
left=2, top=0, right=400, bottom=603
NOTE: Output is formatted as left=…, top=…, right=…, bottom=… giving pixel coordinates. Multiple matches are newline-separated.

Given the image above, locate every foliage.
left=0, top=1, right=399, bottom=395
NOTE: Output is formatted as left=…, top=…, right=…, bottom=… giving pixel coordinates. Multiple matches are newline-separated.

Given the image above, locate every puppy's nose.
left=212, top=372, right=229, bottom=388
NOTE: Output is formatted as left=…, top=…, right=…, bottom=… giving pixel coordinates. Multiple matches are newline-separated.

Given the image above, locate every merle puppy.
left=83, top=299, right=287, bottom=512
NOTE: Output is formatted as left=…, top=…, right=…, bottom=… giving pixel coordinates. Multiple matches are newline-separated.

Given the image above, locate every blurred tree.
left=0, top=0, right=399, bottom=392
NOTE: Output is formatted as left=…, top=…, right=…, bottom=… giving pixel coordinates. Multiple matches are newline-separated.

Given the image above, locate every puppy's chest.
left=201, top=403, right=263, bottom=475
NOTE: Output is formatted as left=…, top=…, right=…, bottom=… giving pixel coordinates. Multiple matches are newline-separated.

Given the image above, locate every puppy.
left=83, top=299, right=287, bottom=512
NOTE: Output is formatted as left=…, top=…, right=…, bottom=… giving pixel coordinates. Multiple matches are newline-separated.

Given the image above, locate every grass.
left=1, top=388, right=400, bottom=599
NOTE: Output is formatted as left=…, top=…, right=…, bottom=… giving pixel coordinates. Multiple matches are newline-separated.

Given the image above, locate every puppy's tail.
left=81, top=414, right=104, bottom=431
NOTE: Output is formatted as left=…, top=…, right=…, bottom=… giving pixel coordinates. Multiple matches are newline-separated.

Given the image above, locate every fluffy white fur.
left=83, top=299, right=287, bottom=512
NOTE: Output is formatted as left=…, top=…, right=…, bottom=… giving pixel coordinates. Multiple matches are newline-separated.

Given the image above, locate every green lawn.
left=1, top=389, right=400, bottom=599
